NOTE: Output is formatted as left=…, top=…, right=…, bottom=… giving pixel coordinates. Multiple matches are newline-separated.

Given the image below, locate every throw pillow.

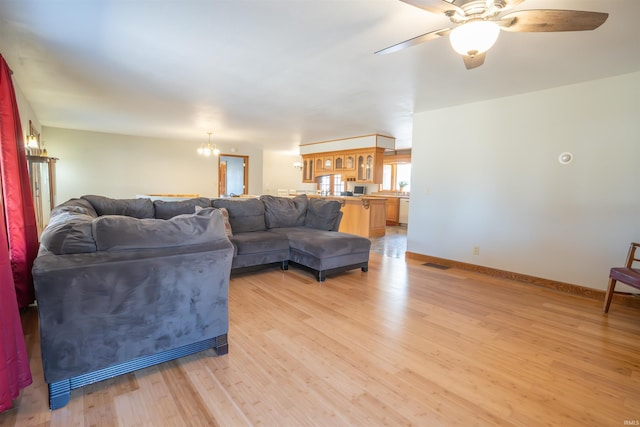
left=195, top=206, right=233, bottom=237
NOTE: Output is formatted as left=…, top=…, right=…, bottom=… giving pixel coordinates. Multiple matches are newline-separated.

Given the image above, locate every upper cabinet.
left=355, top=148, right=384, bottom=183
left=299, top=134, right=394, bottom=184
left=334, top=155, right=344, bottom=170
left=302, top=148, right=384, bottom=183
left=302, top=156, right=314, bottom=183
left=323, top=155, right=333, bottom=172
left=344, top=154, right=355, bottom=170
left=315, top=156, right=324, bottom=176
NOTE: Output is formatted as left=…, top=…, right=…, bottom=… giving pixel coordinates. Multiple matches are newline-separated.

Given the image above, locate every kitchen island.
left=309, top=195, right=387, bottom=238
left=368, top=193, right=410, bottom=226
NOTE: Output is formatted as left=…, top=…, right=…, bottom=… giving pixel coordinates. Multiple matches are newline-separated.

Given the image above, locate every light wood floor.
left=2, top=253, right=639, bottom=427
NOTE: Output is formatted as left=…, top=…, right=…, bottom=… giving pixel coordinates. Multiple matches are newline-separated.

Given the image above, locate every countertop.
left=368, top=193, right=410, bottom=199
left=308, top=195, right=387, bottom=200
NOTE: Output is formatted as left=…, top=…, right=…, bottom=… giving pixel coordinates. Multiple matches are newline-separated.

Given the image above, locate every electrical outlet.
left=473, top=246, right=480, bottom=255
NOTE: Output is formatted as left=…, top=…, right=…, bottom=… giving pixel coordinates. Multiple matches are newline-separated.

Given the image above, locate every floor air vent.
left=423, top=262, right=450, bottom=270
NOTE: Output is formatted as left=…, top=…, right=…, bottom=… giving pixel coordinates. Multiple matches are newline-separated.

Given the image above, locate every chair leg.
left=603, top=278, right=617, bottom=313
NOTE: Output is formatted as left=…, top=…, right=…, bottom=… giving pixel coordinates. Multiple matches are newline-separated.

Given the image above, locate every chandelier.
left=197, top=132, right=220, bottom=157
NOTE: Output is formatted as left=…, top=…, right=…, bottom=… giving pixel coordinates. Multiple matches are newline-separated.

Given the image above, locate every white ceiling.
left=1, top=0, right=639, bottom=153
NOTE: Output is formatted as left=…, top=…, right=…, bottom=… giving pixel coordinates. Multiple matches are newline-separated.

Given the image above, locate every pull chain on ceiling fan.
left=375, top=0, right=609, bottom=69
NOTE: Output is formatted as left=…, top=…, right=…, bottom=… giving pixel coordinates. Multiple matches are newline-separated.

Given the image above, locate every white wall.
left=13, top=78, right=40, bottom=144
left=409, top=72, right=640, bottom=291
left=42, top=127, right=263, bottom=202
left=262, top=149, right=316, bottom=195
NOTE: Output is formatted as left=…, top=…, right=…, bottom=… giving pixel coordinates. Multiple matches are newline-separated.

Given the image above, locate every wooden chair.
left=603, top=242, right=640, bottom=313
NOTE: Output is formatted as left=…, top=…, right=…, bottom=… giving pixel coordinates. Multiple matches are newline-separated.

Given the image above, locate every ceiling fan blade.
left=400, top=0, right=462, bottom=15
left=375, top=28, right=451, bottom=55
left=500, top=9, right=608, bottom=32
left=462, top=52, right=486, bottom=69
left=500, top=0, right=525, bottom=10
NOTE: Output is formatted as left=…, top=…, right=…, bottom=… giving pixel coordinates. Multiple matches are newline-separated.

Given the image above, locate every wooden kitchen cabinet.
left=302, top=155, right=315, bottom=183
left=314, top=156, right=324, bottom=177
left=310, top=196, right=386, bottom=238
left=355, top=148, right=384, bottom=183
left=344, top=154, right=355, bottom=170
left=385, top=197, right=400, bottom=226
left=323, top=155, right=333, bottom=172
left=301, top=147, right=384, bottom=183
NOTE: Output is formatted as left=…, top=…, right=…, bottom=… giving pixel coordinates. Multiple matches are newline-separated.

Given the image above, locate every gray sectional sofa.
left=213, top=194, right=370, bottom=281
left=33, top=194, right=371, bottom=409
left=33, top=196, right=234, bottom=410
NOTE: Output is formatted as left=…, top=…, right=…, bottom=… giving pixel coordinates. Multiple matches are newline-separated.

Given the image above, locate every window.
left=333, top=175, right=345, bottom=195
left=380, top=161, right=411, bottom=193
left=382, top=164, right=392, bottom=191
left=396, top=164, right=411, bottom=192
left=319, top=175, right=330, bottom=195
left=317, top=174, right=344, bottom=196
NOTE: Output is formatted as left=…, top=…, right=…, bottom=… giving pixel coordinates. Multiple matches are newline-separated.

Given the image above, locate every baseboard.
left=405, top=251, right=640, bottom=310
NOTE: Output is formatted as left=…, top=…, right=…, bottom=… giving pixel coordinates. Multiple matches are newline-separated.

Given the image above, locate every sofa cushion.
left=82, top=195, right=155, bottom=219
left=229, top=231, right=289, bottom=255
left=51, top=198, right=98, bottom=218
left=39, top=211, right=97, bottom=255
left=304, top=198, right=342, bottom=231
left=153, top=197, right=211, bottom=219
left=92, top=209, right=227, bottom=251
left=260, top=194, right=308, bottom=229
left=212, top=198, right=266, bottom=233
left=270, top=227, right=371, bottom=257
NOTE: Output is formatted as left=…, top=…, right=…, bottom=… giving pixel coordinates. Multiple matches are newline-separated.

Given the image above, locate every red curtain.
left=0, top=54, right=35, bottom=411
left=0, top=54, right=38, bottom=308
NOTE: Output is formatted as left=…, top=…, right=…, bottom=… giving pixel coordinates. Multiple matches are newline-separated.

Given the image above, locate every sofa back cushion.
left=92, top=208, right=228, bottom=251
left=260, top=194, right=308, bottom=229
left=304, top=198, right=342, bottom=231
left=153, top=197, right=211, bottom=219
left=211, top=198, right=266, bottom=233
left=51, top=198, right=98, bottom=218
left=81, top=195, right=155, bottom=219
left=40, top=211, right=97, bottom=254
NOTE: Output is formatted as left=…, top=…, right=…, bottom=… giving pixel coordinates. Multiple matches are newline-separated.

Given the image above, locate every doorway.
left=218, top=155, right=249, bottom=197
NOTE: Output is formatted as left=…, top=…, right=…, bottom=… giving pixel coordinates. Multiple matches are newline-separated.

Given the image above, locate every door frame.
left=218, top=154, right=249, bottom=197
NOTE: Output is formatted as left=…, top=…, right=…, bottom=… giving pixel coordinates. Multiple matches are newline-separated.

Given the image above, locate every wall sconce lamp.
left=26, top=133, right=39, bottom=149
left=26, top=119, right=39, bottom=149
left=292, top=161, right=303, bottom=170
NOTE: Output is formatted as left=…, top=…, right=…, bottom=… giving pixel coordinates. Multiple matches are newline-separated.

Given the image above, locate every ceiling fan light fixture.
left=449, top=20, right=500, bottom=56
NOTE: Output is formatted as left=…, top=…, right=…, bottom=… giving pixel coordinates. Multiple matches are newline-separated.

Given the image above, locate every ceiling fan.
left=375, top=0, right=608, bottom=69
